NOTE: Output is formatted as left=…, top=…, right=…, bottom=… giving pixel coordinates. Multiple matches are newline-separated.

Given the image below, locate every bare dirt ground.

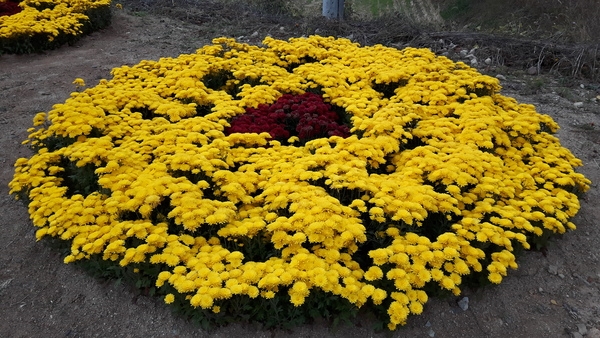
left=1, top=5, right=600, bottom=338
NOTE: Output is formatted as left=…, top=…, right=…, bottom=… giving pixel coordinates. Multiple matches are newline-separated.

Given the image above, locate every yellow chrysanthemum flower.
left=164, top=294, right=175, bottom=304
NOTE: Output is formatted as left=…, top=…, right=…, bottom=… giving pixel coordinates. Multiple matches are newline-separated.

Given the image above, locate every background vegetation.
left=120, top=0, right=599, bottom=81
left=216, top=0, right=600, bottom=43
left=437, top=0, right=600, bottom=43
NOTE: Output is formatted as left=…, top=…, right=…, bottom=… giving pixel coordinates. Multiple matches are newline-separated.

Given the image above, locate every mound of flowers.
left=0, top=0, right=111, bottom=54
left=9, top=36, right=591, bottom=329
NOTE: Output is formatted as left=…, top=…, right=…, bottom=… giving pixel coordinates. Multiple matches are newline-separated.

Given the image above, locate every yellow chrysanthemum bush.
left=0, top=0, right=111, bottom=54
left=9, top=36, right=591, bottom=330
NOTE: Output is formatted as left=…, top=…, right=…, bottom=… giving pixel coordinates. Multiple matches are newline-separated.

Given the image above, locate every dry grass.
left=557, top=0, right=600, bottom=43
left=390, top=0, right=444, bottom=29
left=432, top=0, right=600, bottom=79
left=119, top=0, right=599, bottom=79
left=437, top=0, right=600, bottom=43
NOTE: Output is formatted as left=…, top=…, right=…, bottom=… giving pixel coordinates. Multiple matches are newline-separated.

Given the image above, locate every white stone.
left=0, top=279, right=12, bottom=292
left=587, top=327, right=600, bottom=338
left=485, top=57, right=492, bottom=65
left=574, top=102, right=584, bottom=108
left=458, top=297, right=469, bottom=311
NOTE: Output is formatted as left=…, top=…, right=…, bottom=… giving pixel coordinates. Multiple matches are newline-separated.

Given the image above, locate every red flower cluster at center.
left=0, top=0, right=22, bottom=17
left=225, top=93, right=350, bottom=144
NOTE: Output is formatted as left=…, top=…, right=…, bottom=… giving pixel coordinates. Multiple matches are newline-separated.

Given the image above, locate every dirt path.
left=1, top=8, right=599, bottom=338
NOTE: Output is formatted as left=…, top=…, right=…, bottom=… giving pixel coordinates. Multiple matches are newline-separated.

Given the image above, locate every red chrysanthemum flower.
left=0, top=0, right=21, bottom=17
left=225, top=92, right=350, bottom=144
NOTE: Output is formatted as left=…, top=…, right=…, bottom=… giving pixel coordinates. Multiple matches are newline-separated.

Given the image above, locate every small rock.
left=551, top=299, right=558, bottom=305
left=279, top=26, right=285, bottom=31
left=538, top=287, right=544, bottom=292
left=250, top=31, right=259, bottom=37
left=577, top=324, right=588, bottom=335
left=573, top=333, right=584, bottom=338
left=574, top=102, right=584, bottom=108
left=0, top=279, right=12, bottom=293
left=428, top=329, right=435, bottom=337
left=527, top=66, right=538, bottom=75
left=548, top=265, right=558, bottom=275
left=458, top=297, right=469, bottom=311
left=496, top=74, right=507, bottom=81
left=587, top=327, right=600, bottom=338
left=564, top=303, right=581, bottom=320
left=580, top=84, right=585, bottom=89
left=559, top=273, right=565, bottom=279
left=459, top=49, right=468, bottom=57
left=485, top=57, right=492, bottom=65
left=470, top=59, right=478, bottom=67
left=425, top=321, right=432, bottom=327
left=466, top=54, right=476, bottom=60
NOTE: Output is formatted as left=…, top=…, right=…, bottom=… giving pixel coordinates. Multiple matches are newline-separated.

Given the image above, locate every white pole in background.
left=322, top=0, right=345, bottom=20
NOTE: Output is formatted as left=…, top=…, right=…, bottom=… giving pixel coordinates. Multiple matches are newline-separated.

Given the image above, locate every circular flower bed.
left=10, top=36, right=591, bottom=329
left=0, top=0, right=111, bottom=54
